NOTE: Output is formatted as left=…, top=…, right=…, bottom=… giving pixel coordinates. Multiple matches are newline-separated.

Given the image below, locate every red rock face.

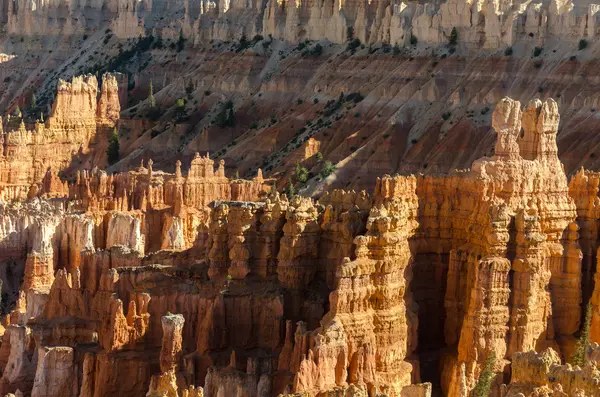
left=0, top=74, right=121, bottom=201
left=2, top=96, right=600, bottom=397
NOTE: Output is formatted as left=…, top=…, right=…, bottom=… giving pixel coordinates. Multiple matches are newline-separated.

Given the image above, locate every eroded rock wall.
left=2, top=96, right=600, bottom=397
left=4, top=0, right=600, bottom=50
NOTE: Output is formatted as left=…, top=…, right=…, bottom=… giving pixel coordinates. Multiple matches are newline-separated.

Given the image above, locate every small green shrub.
left=295, top=163, right=309, bottom=183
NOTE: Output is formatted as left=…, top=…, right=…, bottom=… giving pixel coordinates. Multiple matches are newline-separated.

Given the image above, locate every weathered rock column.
left=293, top=175, right=419, bottom=396
left=317, top=190, right=370, bottom=289
left=31, top=347, right=78, bottom=397
left=254, top=193, right=287, bottom=279
left=227, top=202, right=261, bottom=280
left=147, top=314, right=189, bottom=397
left=507, top=206, right=552, bottom=356
left=277, top=197, right=320, bottom=289
left=207, top=203, right=230, bottom=280
left=160, top=314, right=185, bottom=373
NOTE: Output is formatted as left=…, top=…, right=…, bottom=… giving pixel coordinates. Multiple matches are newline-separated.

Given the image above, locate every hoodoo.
left=0, top=96, right=597, bottom=396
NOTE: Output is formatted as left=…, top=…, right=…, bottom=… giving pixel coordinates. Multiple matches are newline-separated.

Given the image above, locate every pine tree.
left=107, top=128, right=120, bottom=165
left=148, top=81, right=156, bottom=108
left=286, top=179, right=295, bottom=198
left=449, top=27, right=458, bottom=46
left=472, top=353, right=496, bottom=397
left=410, top=33, right=418, bottom=46
left=14, top=105, right=21, bottom=117
left=214, top=101, right=235, bottom=128
left=570, top=303, right=593, bottom=367
left=234, top=170, right=240, bottom=179
left=177, top=30, right=186, bottom=52
left=346, top=26, right=354, bottom=42
left=30, top=93, right=36, bottom=110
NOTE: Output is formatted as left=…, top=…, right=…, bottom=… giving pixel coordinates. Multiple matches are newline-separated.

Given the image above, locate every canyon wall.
left=4, top=0, right=600, bottom=49
left=0, top=96, right=599, bottom=396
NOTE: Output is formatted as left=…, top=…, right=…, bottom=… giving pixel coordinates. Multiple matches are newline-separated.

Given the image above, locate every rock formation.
left=1, top=96, right=600, bottom=397
left=501, top=344, right=600, bottom=396
left=0, top=73, right=121, bottom=201
left=2, top=0, right=600, bottom=50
